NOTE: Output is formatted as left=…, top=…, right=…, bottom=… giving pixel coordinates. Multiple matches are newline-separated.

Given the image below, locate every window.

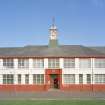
left=79, top=74, right=83, bottom=84
left=33, top=59, right=44, bottom=68
left=95, top=59, right=105, bottom=68
left=87, top=74, right=91, bottom=84
left=18, top=59, right=29, bottom=68
left=33, top=74, right=44, bottom=84
left=3, top=74, right=14, bottom=84
left=3, top=59, right=14, bottom=68
left=25, top=74, right=29, bottom=84
left=95, top=74, right=105, bottom=84
left=18, top=74, right=21, bottom=84
left=63, top=74, right=75, bottom=84
left=79, top=59, right=91, bottom=68
left=48, top=58, right=59, bottom=68
left=64, top=58, right=75, bottom=68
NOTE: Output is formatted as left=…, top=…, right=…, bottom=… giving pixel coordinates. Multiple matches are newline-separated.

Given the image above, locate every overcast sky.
left=0, top=0, right=105, bottom=47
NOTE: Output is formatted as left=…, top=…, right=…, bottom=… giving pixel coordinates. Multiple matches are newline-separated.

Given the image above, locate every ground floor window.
left=95, top=74, right=105, bottom=84
left=18, top=74, right=21, bottom=84
left=3, top=74, right=14, bottom=84
left=79, top=74, right=83, bottom=84
left=33, top=74, right=44, bottom=84
left=87, top=74, right=91, bottom=84
left=63, top=74, right=75, bottom=84
left=25, top=74, right=29, bottom=84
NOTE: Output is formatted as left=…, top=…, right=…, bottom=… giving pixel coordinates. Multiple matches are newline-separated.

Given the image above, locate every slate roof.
left=0, top=45, right=105, bottom=58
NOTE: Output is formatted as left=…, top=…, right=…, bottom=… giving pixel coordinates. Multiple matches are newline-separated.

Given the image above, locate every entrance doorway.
left=50, top=74, right=59, bottom=89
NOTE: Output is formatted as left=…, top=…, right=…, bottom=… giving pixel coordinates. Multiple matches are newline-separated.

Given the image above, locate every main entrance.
left=50, top=74, right=59, bottom=89
left=45, top=69, right=62, bottom=90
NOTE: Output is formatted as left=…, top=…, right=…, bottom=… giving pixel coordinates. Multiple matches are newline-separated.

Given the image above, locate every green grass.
left=0, top=100, right=105, bottom=105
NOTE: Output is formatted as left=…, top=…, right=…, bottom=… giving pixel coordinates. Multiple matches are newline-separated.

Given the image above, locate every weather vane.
left=52, top=17, right=55, bottom=26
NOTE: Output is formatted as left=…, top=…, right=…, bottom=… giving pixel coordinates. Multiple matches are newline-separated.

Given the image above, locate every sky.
left=0, top=0, right=105, bottom=47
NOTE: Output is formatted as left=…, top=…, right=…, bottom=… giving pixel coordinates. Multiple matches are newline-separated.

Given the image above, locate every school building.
left=0, top=23, right=105, bottom=91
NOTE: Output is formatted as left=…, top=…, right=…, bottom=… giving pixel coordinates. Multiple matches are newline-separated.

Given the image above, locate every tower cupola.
left=49, top=18, right=58, bottom=47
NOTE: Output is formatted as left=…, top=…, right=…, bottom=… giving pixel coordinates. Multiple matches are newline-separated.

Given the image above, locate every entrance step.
left=48, top=89, right=61, bottom=92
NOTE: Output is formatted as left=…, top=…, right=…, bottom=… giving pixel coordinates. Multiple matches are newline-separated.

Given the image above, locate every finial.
left=52, top=17, right=55, bottom=27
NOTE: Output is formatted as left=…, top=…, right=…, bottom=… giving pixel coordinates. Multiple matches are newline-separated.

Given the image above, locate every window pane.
left=25, top=74, right=29, bottom=84
left=79, top=74, right=83, bottom=84
left=18, top=74, right=21, bottom=84
left=48, top=59, right=59, bottom=68
left=3, top=59, right=14, bottom=68
left=87, top=74, right=91, bottom=84
left=64, top=74, right=75, bottom=84
left=95, top=74, right=105, bottom=84
left=95, top=59, right=105, bottom=68
left=79, top=59, right=91, bottom=68
left=33, top=59, right=44, bottom=68
left=33, top=74, right=44, bottom=84
left=3, top=74, right=14, bottom=84
left=18, top=59, right=29, bottom=68
left=64, top=58, right=75, bottom=68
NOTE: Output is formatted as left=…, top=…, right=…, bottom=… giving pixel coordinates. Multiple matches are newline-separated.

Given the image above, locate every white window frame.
left=94, top=58, right=105, bottom=68
left=63, top=74, right=75, bottom=84
left=18, top=59, right=29, bottom=68
left=87, top=74, right=91, bottom=84
left=64, top=58, right=75, bottom=68
left=33, top=59, right=44, bottom=68
left=95, top=74, right=105, bottom=84
left=79, top=58, right=91, bottom=68
left=25, top=74, right=29, bottom=84
left=18, top=74, right=21, bottom=84
left=48, top=58, right=59, bottom=68
left=3, top=59, right=14, bottom=68
left=3, top=74, right=14, bottom=84
left=33, top=74, right=44, bottom=85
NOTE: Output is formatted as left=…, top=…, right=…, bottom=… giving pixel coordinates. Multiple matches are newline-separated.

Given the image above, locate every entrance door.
left=50, top=74, right=59, bottom=89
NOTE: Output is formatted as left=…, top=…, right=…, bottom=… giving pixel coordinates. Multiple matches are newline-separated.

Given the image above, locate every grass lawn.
left=0, top=100, right=105, bottom=105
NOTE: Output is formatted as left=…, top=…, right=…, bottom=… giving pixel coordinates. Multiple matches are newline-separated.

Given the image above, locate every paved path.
left=0, top=90, right=105, bottom=100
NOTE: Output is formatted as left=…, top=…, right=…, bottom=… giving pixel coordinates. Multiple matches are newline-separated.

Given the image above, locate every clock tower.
left=49, top=18, right=58, bottom=47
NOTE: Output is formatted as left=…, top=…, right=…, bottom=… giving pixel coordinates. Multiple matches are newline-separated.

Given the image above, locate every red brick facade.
left=0, top=84, right=105, bottom=92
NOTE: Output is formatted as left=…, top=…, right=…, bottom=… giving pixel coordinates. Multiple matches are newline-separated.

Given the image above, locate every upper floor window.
left=94, top=58, right=105, bottom=68
left=3, top=59, right=14, bottom=68
left=18, top=59, right=29, bottom=68
left=33, top=59, right=44, bottom=68
left=79, top=59, right=91, bottom=68
left=64, top=58, right=75, bottom=68
left=48, top=58, right=59, bottom=68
